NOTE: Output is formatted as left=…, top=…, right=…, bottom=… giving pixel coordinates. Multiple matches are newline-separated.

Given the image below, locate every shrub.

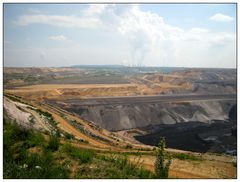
left=154, top=137, right=171, bottom=179
left=64, top=132, right=75, bottom=140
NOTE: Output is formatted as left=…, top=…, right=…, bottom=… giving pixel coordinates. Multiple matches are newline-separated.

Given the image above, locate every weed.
left=155, top=137, right=171, bottom=179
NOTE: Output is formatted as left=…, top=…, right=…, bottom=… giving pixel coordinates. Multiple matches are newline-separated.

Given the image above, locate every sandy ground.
left=10, top=84, right=135, bottom=90
left=129, top=155, right=236, bottom=179
left=37, top=104, right=111, bottom=148
left=5, top=80, right=190, bottom=100
left=4, top=97, right=44, bottom=131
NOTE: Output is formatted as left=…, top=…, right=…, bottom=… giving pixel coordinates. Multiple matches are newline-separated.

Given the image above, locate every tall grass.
left=62, top=143, right=95, bottom=163
left=47, top=134, right=60, bottom=151
left=94, top=154, right=154, bottom=179
left=3, top=117, right=69, bottom=179
left=4, top=116, right=154, bottom=179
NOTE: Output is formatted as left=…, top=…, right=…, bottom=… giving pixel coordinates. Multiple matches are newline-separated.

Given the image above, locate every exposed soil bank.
left=58, top=100, right=236, bottom=131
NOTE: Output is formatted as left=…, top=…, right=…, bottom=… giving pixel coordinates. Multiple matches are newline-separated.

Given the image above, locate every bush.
left=154, top=137, right=171, bottom=179
left=64, top=132, right=75, bottom=140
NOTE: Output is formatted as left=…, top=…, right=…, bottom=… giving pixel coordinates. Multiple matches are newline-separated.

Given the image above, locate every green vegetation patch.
left=74, top=154, right=154, bottom=179
left=62, top=143, right=95, bottom=163
left=3, top=116, right=154, bottom=179
left=47, top=134, right=60, bottom=151
left=171, top=152, right=202, bottom=161
left=3, top=117, right=69, bottom=179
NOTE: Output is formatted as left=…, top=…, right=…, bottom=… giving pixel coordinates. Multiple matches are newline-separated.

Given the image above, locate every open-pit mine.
left=3, top=66, right=237, bottom=178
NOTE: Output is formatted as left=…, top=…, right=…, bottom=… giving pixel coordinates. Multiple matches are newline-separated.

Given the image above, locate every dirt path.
left=41, top=102, right=153, bottom=150
left=10, top=96, right=111, bottom=149
left=129, top=155, right=236, bottom=179
left=45, top=103, right=119, bottom=144
left=60, top=139, right=152, bottom=154
left=37, top=104, right=111, bottom=148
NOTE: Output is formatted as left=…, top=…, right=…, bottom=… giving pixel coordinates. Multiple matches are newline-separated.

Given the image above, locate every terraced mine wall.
left=63, top=100, right=236, bottom=131
left=65, top=100, right=236, bottom=154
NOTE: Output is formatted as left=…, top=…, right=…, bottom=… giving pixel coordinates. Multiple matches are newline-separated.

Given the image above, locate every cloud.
left=210, top=32, right=236, bottom=45
left=182, top=28, right=209, bottom=41
left=49, top=35, right=66, bottom=41
left=83, top=4, right=109, bottom=16
left=11, top=4, right=236, bottom=68
left=117, top=5, right=185, bottom=66
left=189, top=28, right=208, bottom=34
left=78, top=4, right=235, bottom=67
left=116, top=5, right=235, bottom=67
left=209, top=13, right=233, bottom=22
left=14, top=14, right=102, bottom=28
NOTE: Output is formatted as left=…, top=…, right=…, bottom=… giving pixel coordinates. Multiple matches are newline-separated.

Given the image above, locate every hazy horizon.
left=3, top=65, right=237, bottom=69
left=4, top=3, right=236, bottom=68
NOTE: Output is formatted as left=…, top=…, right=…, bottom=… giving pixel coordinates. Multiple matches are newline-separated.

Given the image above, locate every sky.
left=3, top=3, right=236, bottom=68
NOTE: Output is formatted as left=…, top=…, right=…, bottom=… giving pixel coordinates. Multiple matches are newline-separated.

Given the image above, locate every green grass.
left=171, top=152, right=202, bottom=161
left=3, top=116, right=69, bottom=179
left=62, top=143, right=95, bottom=163
left=4, top=115, right=154, bottom=179
left=74, top=154, right=154, bottom=179
left=74, top=155, right=153, bottom=179
left=47, top=134, right=60, bottom=151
